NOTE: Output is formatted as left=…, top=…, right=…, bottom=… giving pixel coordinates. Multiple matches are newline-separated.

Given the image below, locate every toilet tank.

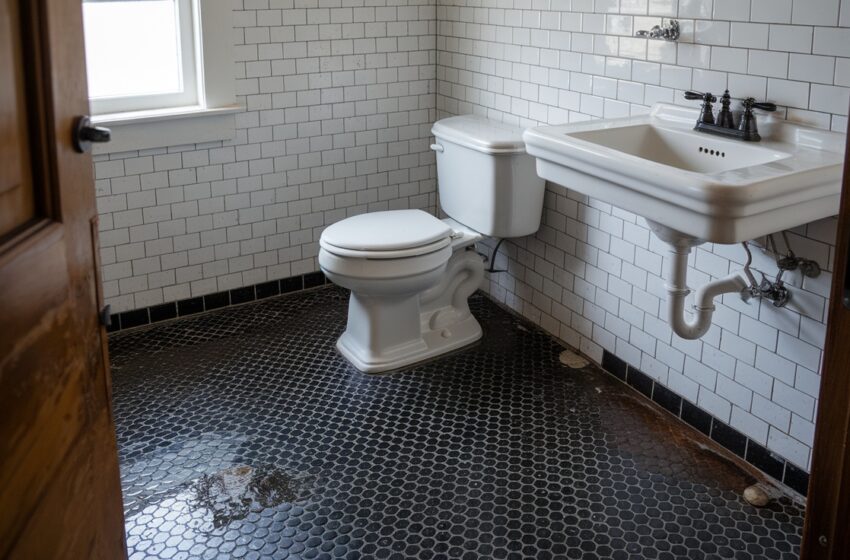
left=431, top=115, right=546, bottom=238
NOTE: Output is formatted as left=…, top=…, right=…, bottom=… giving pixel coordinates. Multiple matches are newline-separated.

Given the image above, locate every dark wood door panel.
left=0, top=0, right=36, bottom=239
left=0, top=0, right=126, bottom=557
left=6, top=409, right=125, bottom=560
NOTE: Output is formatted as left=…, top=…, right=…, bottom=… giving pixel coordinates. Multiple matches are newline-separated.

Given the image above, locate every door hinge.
left=100, top=305, right=112, bottom=328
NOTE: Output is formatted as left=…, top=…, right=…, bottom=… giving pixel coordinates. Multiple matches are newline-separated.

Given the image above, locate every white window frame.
left=86, top=0, right=199, bottom=115
left=87, top=0, right=241, bottom=155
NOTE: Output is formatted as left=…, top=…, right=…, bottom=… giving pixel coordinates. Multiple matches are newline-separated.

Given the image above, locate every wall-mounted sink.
left=524, top=103, right=846, bottom=340
left=523, top=103, right=845, bottom=244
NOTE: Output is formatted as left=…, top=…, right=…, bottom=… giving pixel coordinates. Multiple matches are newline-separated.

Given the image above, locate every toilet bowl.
left=319, top=211, right=485, bottom=372
left=319, top=115, right=546, bottom=373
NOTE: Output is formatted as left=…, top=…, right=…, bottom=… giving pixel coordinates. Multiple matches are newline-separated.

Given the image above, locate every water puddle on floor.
left=189, top=464, right=308, bottom=528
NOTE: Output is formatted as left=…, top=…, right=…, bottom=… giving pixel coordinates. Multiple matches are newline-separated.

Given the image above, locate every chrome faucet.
left=684, top=90, right=777, bottom=142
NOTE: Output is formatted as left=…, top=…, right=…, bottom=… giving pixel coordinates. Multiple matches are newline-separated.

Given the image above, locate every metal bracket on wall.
left=635, top=19, right=680, bottom=41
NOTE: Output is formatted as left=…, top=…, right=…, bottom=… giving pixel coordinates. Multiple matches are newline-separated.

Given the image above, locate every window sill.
left=91, top=104, right=242, bottom=155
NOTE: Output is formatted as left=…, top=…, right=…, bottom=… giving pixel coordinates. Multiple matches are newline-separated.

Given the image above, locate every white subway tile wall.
left=435, top=0, right=849, bottom=472
left=95, top=0, right=439, bottom=314
left=93, top=0, right=849, bottom=473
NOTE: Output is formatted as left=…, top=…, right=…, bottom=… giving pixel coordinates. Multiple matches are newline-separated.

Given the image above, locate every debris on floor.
left=558, top=348, right=589, bottom=369
left=743, top=484, right=772, bottom=507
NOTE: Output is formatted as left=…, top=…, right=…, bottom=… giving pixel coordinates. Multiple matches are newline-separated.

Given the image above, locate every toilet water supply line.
left=664, top=241, right=761, bottom=340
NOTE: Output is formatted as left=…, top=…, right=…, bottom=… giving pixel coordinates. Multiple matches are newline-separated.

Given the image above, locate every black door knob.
left=73, top=116, right=111, bottom=153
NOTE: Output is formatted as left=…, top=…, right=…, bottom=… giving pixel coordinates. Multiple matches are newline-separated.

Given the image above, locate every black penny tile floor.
left=109, top=287, right=804, bottom=560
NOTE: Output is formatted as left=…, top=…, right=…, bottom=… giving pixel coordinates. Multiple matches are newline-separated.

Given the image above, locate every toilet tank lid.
left=432, top=115, right=527, bottom=154
left=321, top=210, right=453, bottom=252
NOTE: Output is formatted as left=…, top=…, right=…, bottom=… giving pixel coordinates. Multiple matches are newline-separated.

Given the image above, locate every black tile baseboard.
left=626, top=366, right=654, bottom=399
left=108, top=271, right=329, bottom=333
left=711, top=420, right=748, bottom=458
left=148, top=302, right=178, bottom=323
left=602, top=351, right=627, bottom=381
left=600, top=350, right=810, bottom=497
left=117, top=308, right=149, bottom=330
left=746, top=440, right=786, bottom=481
left=681, top=399, right=712, bottom=436
left=651, top=383, right=683, bottom=417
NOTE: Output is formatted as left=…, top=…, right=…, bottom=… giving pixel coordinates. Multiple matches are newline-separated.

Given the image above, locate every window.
left=81, top=0, right=239, bottom=154
left=83, top=0, right=198, bottom=115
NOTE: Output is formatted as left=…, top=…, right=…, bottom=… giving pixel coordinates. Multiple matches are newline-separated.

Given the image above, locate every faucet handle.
left=686, top=91, right=717, bottom=124
left=684, top=91, right=717, bottom=102
left=742, top=98, right=777, bottom=112
left=752, top=101, right=777, bottom=112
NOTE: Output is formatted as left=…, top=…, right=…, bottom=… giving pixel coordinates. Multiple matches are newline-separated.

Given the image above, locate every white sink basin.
left=523, top=103, right=845, bottom=243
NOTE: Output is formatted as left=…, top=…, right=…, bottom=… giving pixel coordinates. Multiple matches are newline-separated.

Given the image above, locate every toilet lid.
left=431, top=115, right=526, bottom=154
left=321, top=210, right=453, bottom=253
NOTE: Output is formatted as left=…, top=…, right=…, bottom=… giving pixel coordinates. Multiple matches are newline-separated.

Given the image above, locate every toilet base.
left=334, top=247, right=486, bottom=373
left=336, top=311, right=482, bottom=373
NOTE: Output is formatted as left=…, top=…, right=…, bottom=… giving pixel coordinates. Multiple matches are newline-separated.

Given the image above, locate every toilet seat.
left=319, top=244, right=453, bottom=284
left=321, top=209, right=453, bottom=259
left=320, top=236, right=452, bottom=260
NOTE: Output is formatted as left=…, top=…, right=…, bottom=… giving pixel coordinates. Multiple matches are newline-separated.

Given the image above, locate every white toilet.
left=318, top=115, right=546, bottom=373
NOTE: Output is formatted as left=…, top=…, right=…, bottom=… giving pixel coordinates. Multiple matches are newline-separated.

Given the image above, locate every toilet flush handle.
left=430, top=143, right=444, bottom=152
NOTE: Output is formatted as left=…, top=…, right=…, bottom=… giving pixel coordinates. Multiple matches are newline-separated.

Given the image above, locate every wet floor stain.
left=190, top=464, right=306, bottom=529
left=572, top=365, right=760, bottom=492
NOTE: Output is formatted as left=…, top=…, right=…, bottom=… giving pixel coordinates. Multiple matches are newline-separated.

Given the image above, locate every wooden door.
left=0, top=0, right=126, bottom=558
left=801, top=116, right=850, bottom=557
